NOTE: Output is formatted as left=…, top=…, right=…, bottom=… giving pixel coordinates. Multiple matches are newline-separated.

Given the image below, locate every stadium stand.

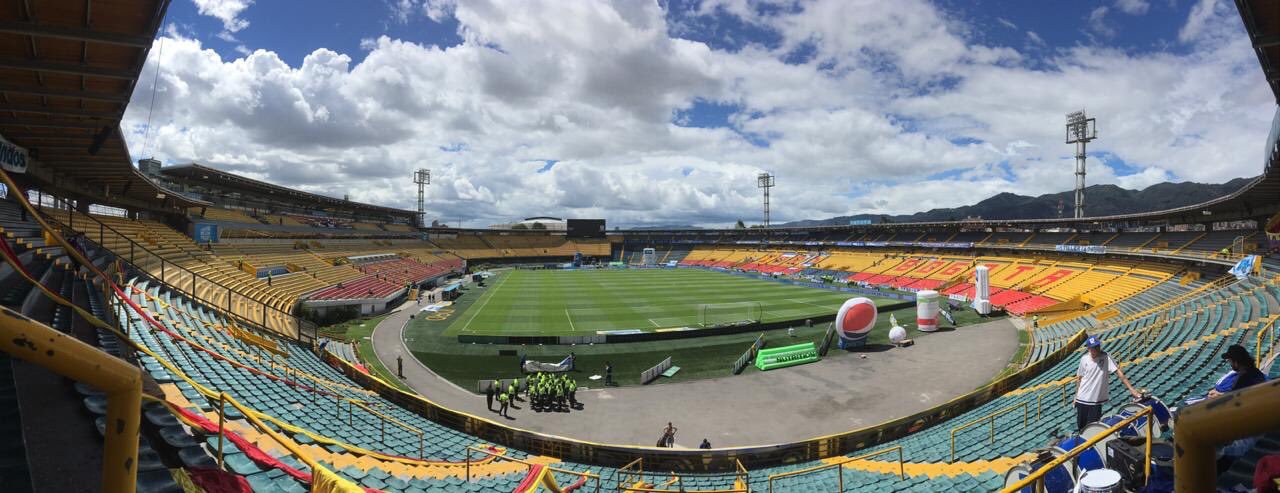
left=189, top=207, right=260, bottom=224
left=3, top=1, right=1280, bottom=491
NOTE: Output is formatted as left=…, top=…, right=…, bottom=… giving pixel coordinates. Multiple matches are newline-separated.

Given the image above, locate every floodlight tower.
left=1065, top=110, right=1097, bottom=218
left=413, top=169, right=430, bottom=227
left=757, top=172, right=775, bottom=228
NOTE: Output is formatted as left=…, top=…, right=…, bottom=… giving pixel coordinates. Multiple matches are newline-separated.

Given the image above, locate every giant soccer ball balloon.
left=888, top=325, right=907, bottom=344
left=835, top=298, right=877, bottom=340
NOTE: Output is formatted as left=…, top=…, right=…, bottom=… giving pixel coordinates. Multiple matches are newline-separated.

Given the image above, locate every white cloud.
left=1027, top=31, right=1045, bottom=46
left=124, top=0, right=1272, bottom=226
left=191, top=0, right=253, bottom=33
left=1087, top=7, right=1115, bottom=38
left=1115, top=0, right=1151, bottom=16
left=389, top=0, right=456, bottom=24
left=1180, top=0, right=1223, bottom=43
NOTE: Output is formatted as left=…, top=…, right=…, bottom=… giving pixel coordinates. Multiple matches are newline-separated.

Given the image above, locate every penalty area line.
left=786, top=298, right=833, bottom=310
left=565, top=309, right=578, bottom=332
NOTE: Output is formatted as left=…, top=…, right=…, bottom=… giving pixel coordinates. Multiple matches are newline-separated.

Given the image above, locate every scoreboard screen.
left=566, top=219, right=606, bottom=238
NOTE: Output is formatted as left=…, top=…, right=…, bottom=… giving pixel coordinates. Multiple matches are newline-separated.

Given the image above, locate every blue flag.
left=1229, top=255, right=1256, bottom=280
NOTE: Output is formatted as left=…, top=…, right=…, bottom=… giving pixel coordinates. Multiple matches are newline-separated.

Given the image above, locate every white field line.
left=648, top=318, right=661, bottom=327
left=786, top=298, right=835, bottom=310
left=459, top=271, right=509, bottom=333
left=565, top=308, right=578, bottom=332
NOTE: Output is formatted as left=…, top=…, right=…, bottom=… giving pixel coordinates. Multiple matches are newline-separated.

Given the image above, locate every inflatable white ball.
left=888, top=325, right=907, bottom=344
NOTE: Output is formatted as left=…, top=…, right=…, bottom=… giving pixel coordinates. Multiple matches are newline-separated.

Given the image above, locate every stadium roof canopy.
left=1239, top=0, right=1280, bottom=103
left=161, top=163, right=415, bottom=217
left=0, top=0, right=204, bottom=210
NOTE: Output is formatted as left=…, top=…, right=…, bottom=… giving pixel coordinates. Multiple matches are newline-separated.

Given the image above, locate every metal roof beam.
left=0, top=20, right=152, bottom=48
left=0, top=117, right=111, bottom=129
left=1255, top=32, right=1280, bottom=48
left=0, top=82, right=128, bottom=103
left=0, top=58, right=135, bottom=80
left=0, top=102, right=118, bottom=119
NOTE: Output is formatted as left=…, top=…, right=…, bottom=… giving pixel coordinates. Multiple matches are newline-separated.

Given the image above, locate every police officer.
left=605, top=361, right=614, bottom=387
left=568, top=378, right=578, bottom=407
left=498, top=389, right=510, bottom=417
left=485, top=382, right=495, bottom=411
left=396, top=355, right=404, bottom=378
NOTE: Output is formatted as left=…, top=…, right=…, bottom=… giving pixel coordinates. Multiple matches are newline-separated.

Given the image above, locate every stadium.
left=0, top=1, right=1279, bottom=493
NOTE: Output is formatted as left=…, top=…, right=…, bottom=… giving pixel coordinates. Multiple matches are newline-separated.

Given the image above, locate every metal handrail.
left=1256, top=315, right=1279, bottom=367
left=1001, top=407, right=1154, bottom=493
left=348, top=399, right=425, bottom=459
left=465, top=444, right=602, bottom=493
left=950, top=401, right=1029, bottom=462
left=615, top=457, right=645, bottom=490
left=42, top=209, right=316, bottom=341
left=0, top=305, right=141, bottom=493
left=765, top=445, right=904, bottom=492
left=1035, top=380, right=1073, bottom=421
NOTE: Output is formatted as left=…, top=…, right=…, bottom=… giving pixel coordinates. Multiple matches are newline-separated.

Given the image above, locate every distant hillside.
left=780, top=178, right=1254, bottom=227
left=626, top=224, right=702, bottom=230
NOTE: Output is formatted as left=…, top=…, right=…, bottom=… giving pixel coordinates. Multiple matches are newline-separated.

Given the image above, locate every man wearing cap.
left=1212, top=345, right=1268, bottom=473
left=1074, top=335, right=1141, bottom=431
left=1210, top=344, right=1266, bottom=398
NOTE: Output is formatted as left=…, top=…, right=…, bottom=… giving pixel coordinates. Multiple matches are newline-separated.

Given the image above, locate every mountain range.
left=780, top=178, right=1255, bottom=227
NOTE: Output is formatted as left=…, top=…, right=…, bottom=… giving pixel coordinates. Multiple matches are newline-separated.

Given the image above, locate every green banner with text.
left=754, top=342, right=819, bottom=371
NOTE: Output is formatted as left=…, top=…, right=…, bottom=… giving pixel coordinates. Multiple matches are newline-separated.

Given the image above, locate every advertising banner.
left=192, top=223, right=220, bottom=243
left=0, top=133, right=29, bottom=174
left=754, top=342, right=819, bottom=371
left=1054, top=244, right=1106, bottom=254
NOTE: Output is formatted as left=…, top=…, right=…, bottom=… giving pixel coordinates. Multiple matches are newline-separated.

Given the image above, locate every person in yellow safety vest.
left=509, top=381, right=522, bottom=404
left=497, top=390, right=510, bottom=417
left=1032, top=314, right=1039, bottom=329
left=1221, top=247, right=1230, bottom=258
left=568, top=378, right=578, bottom=407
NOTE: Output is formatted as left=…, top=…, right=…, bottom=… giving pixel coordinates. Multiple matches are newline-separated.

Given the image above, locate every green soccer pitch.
left=441, top=268, right=899, bottom=337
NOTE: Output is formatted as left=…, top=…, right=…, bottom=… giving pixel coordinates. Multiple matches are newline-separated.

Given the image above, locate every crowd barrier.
left=732, top=333, right=766, bottom=375
left=640, top=356, right=673, bottom=385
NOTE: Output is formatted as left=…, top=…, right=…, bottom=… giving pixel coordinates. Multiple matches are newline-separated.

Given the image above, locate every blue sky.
left=129, top=0, right=1272, bottom=227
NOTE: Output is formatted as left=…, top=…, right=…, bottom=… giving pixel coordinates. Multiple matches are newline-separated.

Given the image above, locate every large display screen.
left=566, top=219, right=605, bottom=238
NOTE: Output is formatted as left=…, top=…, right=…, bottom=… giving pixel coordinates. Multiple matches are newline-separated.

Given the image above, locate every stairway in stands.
left=0, top=352, right=32, bottom=492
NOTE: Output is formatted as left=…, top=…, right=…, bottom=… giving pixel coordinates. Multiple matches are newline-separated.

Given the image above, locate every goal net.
left=698, top=301, right=764, bottom=328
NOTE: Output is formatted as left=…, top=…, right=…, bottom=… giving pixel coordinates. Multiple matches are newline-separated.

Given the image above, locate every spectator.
left=661, top=422, right=678, bottom=448
left=1217, top=344, right=1266, bottom=394
left=1216, top=345, right=1268, bottom=474
left=1074, top=335, right=1140, bottom=431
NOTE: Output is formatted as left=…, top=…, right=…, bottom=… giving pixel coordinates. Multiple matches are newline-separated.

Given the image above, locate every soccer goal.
left=698, top=301, right=764, bottom=328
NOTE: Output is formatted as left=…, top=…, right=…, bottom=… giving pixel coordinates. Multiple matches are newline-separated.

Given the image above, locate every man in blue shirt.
left=1214, top=344, right=1268, bottom=474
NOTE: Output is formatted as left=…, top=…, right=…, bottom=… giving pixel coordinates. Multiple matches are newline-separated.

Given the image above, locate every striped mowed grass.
left=443, top=268, right=897, bottom=337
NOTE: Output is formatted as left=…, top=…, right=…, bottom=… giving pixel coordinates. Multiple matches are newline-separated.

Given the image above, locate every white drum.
left=1079, top=422, right=1116, bottom=470
left=1003, top=463, right=1032, bottom=490
left=1076, top=468, right=1122, bottom=492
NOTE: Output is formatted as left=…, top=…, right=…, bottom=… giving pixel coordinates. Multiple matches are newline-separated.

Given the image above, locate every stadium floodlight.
left=757, top=172, right=775, bottom=228
left=1065, top=110, right=1097, bottom=219
left=413, top=169, right=430, bottom=228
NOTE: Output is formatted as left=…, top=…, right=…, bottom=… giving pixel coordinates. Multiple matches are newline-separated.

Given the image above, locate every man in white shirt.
left=1075, top=335, right=1140, bottom=431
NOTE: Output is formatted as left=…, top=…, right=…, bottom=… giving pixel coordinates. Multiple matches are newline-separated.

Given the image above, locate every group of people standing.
left=484, top=372, right=581, bottom=418
left=527, top=372, right=580, bottom=412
